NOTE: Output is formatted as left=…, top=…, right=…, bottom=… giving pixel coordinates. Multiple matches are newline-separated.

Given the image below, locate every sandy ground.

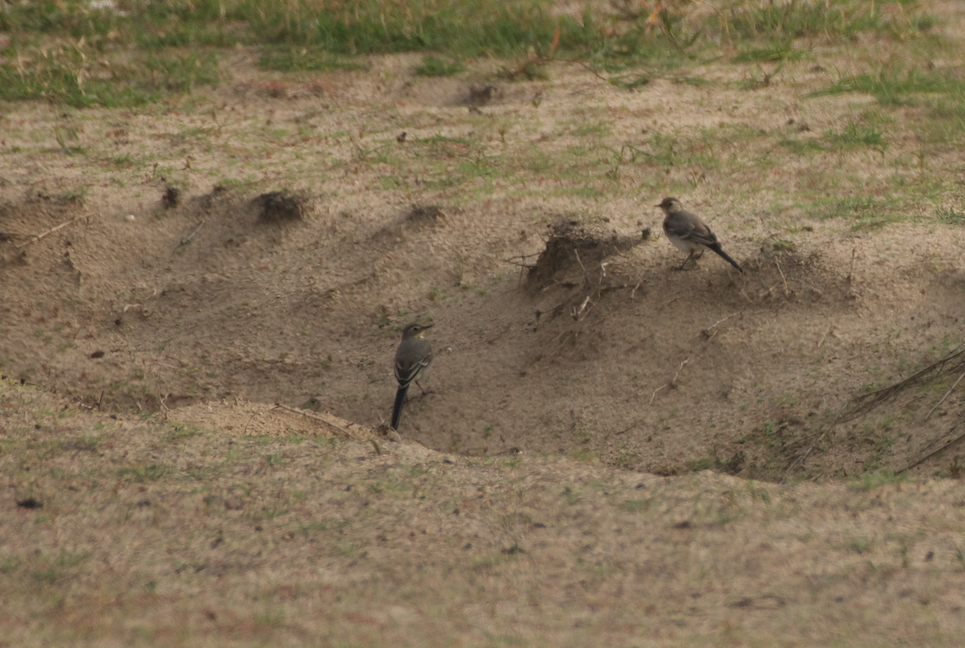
left=2, top=45, right=965, bottom=479
left=3, top=382, right=965, bottom=646
left=3, top=3, right=965, bottom=643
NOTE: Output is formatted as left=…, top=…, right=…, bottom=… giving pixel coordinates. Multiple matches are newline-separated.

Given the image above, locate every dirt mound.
left=526, top=217, right=647, bottom=290
left=253, top=190, right=311, bottom=223
left=371, top=203, right=448, bottom=243
left=2, top=51, right=965, bottom=482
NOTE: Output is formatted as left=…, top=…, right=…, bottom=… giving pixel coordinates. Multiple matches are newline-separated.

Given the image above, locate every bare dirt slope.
left=3, top=46, right=965, bottom=479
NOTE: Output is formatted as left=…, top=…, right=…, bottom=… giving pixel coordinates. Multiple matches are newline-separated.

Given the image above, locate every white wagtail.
left=656, top=197, right=743, bottom=273
left=391, top=323, right=433, bottom=430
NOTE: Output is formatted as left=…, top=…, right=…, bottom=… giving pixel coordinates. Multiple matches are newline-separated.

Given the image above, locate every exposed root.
left=836, top=341, right=965, bottom=424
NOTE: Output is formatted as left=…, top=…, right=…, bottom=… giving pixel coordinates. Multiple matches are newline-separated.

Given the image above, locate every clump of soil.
left=404, top=204, right=446, bottom=227
left=466, top=83, right=498, bottom=106
left=527, top=217, right=647, bottom=290
left=162, top=185, right=181, bottom=210
left=196, top=184, right=232, bottom=213
left=370, top=203, right=447, bottom=243
left=254, top=190, right=310, bottom=223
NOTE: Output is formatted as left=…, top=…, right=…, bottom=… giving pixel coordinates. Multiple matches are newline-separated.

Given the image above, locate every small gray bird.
left=656, top=197, right=743, bottom=273
left=391, top=323, right=433, bottom=430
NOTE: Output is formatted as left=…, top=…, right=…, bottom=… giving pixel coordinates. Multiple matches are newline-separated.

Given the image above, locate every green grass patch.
left=415, top=55, right=466, bottom=77
left=163, top=424, right=206, bottom=443
left=714, top=0, right=934, bottom=44
left=849, top=470, right=907, bottom=491
left=733, top=41, right=807, bottom=63
left=608, top=72, right=652, bottom=91
left=244, top=1, right=593, bottom=58
left=825, top=120, right=887, bottom=151
left=0, top=48, right=219, bottom=107
left=0, top=0, right=939, bottom=109
left=779, top=137, right=824, bottom=155
left=937, top=206, right=965, bottom=224
left=814, top=195, right=880, bottom=220
left=672, top=75, right=714, bottom=87
left=811, top=195, right=907, bottom=231
left=812, top=67, right=963, bottom=106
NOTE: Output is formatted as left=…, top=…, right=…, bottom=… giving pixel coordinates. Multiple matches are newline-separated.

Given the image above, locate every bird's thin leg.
left=675, top=251, right=695, bottom=271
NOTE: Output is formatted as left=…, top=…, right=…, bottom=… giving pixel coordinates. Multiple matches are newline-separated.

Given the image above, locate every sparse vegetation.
left=0, top=0, right=941, bottom=108
left=3, top=0, right=965, bottom=644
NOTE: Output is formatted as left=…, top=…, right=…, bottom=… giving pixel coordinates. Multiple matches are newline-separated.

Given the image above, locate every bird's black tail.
left=390, top=384, right=409, bottom=430
left=710, top=244, right=743, bottom=273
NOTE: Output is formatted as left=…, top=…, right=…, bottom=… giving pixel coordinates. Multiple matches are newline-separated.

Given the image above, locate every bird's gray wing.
left=395, top=343, right=432, bottom=387
left=667, top=211, right=718, bottom=247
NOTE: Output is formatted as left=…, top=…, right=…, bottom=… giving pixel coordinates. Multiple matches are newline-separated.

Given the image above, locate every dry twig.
left=242, top=411, right=257, bottom=436
left=784, top=445, right=814, bottom=475
left=925, top=369, right=965, bottom=421
left=837, top=341, right=965, bottom=423
left=659, top=295, right=681, bottom=309
left=273, top=402, right=356, bottom=437
left=702, top=312, right=741, bottom=340
left=18, top=212, right=89, bottom=250
left=817, top=323, right=833, bottom=348
left=571, top=295, right=592, bottom=321
left=649, top=384, right=666, bottom=406
left=774, top=258, right=789, bottom=296
left=573, top=248, right=588, bottom=280
left=176, top=219, right=205, bottom=249
left=899, top=427, right=965, bottom=474
left=650, top=357, right=691, bottom=405
left=504, top=253, right=538, bottom=268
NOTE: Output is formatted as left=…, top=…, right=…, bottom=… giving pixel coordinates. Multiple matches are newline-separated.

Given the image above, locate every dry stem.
left=18, top=212, right=89, bottom=250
